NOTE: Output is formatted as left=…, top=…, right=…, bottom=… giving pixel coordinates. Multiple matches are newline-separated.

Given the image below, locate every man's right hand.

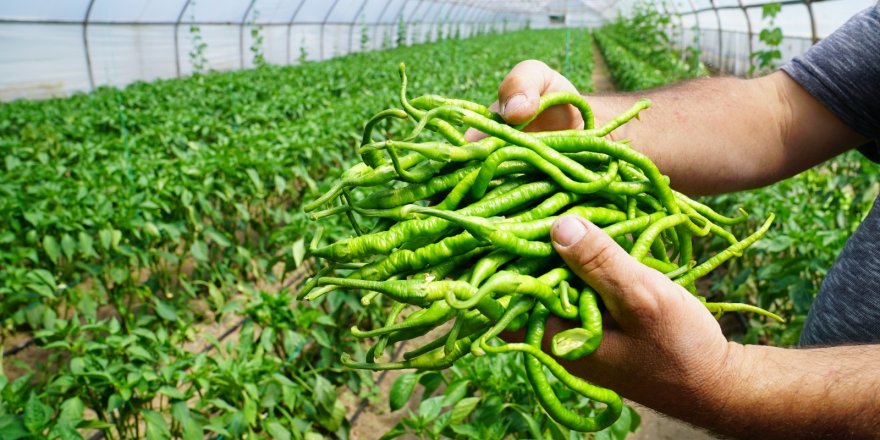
left=464, top=60, right=585, bottom=141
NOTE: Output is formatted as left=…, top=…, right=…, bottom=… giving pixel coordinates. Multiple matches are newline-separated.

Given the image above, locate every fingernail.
left=553, top=216, right=587, bottom=247
left=502, top=94, right=527, bottom=117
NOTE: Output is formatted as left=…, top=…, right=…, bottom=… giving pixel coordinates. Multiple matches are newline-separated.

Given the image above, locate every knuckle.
left=573, top=235, right=619, bottom=276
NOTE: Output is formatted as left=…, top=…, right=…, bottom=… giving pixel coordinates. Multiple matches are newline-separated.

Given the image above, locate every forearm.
left=679, top=343, right=880, bottom=439
left=587, top=72, right=865, bottom=195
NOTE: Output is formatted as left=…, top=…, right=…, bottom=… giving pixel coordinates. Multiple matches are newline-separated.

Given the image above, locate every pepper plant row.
left=303, top=64, right=782, bottom=433
left=593, top=4, right=704, bottom=92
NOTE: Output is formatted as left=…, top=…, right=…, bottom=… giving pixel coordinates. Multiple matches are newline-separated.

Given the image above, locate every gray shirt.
left=780, top=3, right=880, bottom=346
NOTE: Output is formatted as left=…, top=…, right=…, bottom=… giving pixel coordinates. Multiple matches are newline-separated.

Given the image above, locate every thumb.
left=551, top=215, right=667, bottom=327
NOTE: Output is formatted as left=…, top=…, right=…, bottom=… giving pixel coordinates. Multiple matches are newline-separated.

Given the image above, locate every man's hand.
left=547, top=215, right=738, bottom=416
left=464, top=60, right=585, bottom=141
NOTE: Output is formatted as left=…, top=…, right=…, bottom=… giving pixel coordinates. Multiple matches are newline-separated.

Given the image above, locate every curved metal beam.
left=83, top=0, right=97, bottom=90
left=804, top=0, right=819, bottom=44
left=738, top=0, right=755, bottom=74
left=709, top=0, right=723, bottom=69
left=373, top=0, right=395, bottom=49
left=320, top=0, right=342, bottom=60
left=687, top=0, right=702, bottom=45
left=173, top=0, right=193, bottom=77
left=286, top=0, right=307, bottom=64
left=418, top=1, right=441, bottom=43
left=239, top=0, right=257, bottom=69
left=349, top=0, right=369, bottom=53
left=393, top=0, right=411, bottom=46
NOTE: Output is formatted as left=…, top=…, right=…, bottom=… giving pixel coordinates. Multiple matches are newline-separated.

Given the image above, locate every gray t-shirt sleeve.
left=781, top=3, right=880, bottom=160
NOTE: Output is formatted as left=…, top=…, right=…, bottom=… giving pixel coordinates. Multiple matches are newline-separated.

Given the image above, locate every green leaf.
left=274, top=174, right=287, bottom=195
left=78, top=232, right=95, bottom=257
left=378, top=422, right=407, bottom=440
left=246, top=168, right=264, bottom=193
left=265, top=421, right=291, bottom=440
left=42, top=235, right=60, bottom=264
left=313, top=375, right=336, bottom=412
left=58, top=397, right=84, bottom=424
left=158, top=385, right=186, bottom=400
left=389, top=373, right=419, bottom=412
left=99, top=229, right=113, bottom=251
left=127, top=345, right=153, bottom=360
left=419, top=372, right=443, bottom=397
left=24, top=393, right=51, bottom=434
left=69, top=357, right=86, bottom=375
left=292, top=238, right=306, bottom=268
left=190, top=240, right=209, bottom=262
left=0, top=416, right=30, bottom=440
left=442, top=379, right=469, bottom=406
left=449, top=396, right=480, bottom=425
left=204, top=228, right=232, bottom=248
left=417, top=395, right=445, bottom=421
left=143, top=410, right=171, bottom=440
left=107, top=394, right=125, bottom=413
left=109, top=266, right=129, bottom=284
left=171, top=401, right=203, bottom=440
left=154, top=299, right=178, bottom=322
left=60, top=234, right=77, bottom=261
left=28, top=269, right=57, bottom=290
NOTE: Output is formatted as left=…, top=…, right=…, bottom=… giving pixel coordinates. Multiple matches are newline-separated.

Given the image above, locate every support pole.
left=174, top=0, right=193, bottom=77
left=804, top=0, right=819, bottom=44
left=407, top=1, right=426, bottom=46
left=710, top=0, right=723, bottom=69
left=286, top=0, right=307, bottom=64
left=418, top=1, right=440, bottom=43
left=320, top=0, right=343, bottom=60
left=373, top=0, right=395, bottom=50
left=83, top=0, right=97, bottom=90
left=738, top=0, right=755, bottom=75
left=239, top=0, right=257, bottom=69
left=349, top=0, right=369, bottom=53
left=687, top=0, right=702, bottom=63
left=393, top=0, right=411, bottom=47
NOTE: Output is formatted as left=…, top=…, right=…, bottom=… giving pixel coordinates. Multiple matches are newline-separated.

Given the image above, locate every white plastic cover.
left=0, top=0, right=872, bottom=101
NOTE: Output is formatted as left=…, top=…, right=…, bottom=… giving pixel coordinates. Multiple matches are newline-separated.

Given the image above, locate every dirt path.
left=591, top=41, right=616, bottom=93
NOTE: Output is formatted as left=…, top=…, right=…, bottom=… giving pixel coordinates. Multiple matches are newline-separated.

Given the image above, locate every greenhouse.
left=1, top=0, right=878, bottom=438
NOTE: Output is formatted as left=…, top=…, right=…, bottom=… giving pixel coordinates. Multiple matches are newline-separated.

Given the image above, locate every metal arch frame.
left=417, top=1, right=442, bottom=43
left=320, top=0, right=342, bottom=60
left=678, top=0, right=825, bottom=71
left=239, top=0, right=257, bottom=69
left=425, top=0, right=447, bottom=41
left=412, top=0, right=436, bottom=44
left=446, top=2, right=471, bottom=37
left=668, top=0, right=687, bottom=57
left=391, top=0, right=411, bottom=47
left=173, top=0, right=194, bottom=77
left=437, top=1, right=457, bottom=37
left=372, top=0, right=395, bottom=50
left=804, top=0, right=819, bottom=44
left=83, top=0, right=97, bottom=90
left=286, top=0, right=307, bottom=64
left=462, top=4, right=483, bottom=36
left=348, top=0, right=369, bottom=53
left=709, top=0, right=723, bottom=68
left=406, top=0, right=427, bottom=45
left=680, top=0, right=822, bottom=40
left=737, top=0, right=754, bottom=74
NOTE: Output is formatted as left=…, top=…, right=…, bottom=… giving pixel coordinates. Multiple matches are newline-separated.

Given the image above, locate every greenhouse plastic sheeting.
left=0, top=0, right=875, bottom=101
left=0, top=0, right=535, bottom=101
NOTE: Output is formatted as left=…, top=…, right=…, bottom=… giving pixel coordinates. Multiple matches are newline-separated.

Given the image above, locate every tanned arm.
left=466, top=60, right=867, bottom=195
